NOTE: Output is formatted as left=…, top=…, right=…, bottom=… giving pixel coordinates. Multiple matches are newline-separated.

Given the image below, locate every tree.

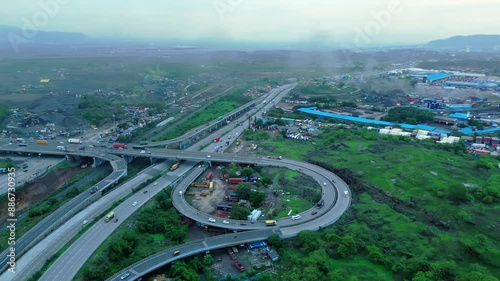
left=203, top=254, right=214, bottom=266
left=458, top=271, right=499, bottom=281
left=448, top=184, right=468, bottom=204
left=188, top=257, right=204, bottom=274
left=230, top=204, right=250, bottom=220
left=241, top=167, right=253, bottom=177
left=261, top=176, right=272, bottom=185
left=249, top=191, right=266, bottom=207
left=235, top=183, right=252, bottom=200
left=268, top=233, right=283, bottom=249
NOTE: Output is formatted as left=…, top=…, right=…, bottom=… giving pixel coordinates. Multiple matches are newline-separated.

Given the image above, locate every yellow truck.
left=36, top=140, right=48, bottom=144
left=104, top=211, right=115, bottom=222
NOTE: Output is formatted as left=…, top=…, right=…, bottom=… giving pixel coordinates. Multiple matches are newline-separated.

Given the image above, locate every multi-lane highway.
left=0, top=83, right=351, bottom=281
left=0, top=84, right=293, bottom=275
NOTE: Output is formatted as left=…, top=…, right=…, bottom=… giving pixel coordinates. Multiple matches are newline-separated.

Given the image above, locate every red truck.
left=214, top=137, right=221, bottom=142
left=228, top=178, right=243, bottom=184
left=206, top=172, right=213, bottom=181
left=113, top=143, right=128, bottom=149
left=233, top=260, right=245, bottom=272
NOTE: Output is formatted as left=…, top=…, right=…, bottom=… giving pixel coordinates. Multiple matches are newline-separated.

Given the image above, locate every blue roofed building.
left=426, top=72, right=452, bottom=83
left=448, top=113, right=470, bottom=120
left=447, top=104, right=472, bottom=111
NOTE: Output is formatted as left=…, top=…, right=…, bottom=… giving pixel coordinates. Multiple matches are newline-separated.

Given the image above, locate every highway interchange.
left=0, top=84, right=352, bottom=281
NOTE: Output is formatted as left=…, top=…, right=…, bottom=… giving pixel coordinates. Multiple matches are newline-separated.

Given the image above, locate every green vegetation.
left=155, top=88, right=252, bottom=141
left=0, top=157, right=15, bottom=169
left=77, top=188, right=188, bottom=281
left=0, top=104, right=8, bottom=125
left=249, top=125, right=499, bottom=280
left=381, top=106, right=435, bottom=124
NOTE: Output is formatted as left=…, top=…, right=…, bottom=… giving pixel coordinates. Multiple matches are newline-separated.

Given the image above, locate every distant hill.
left=0, top=25, right=88, bottom=45
left=426, top=34, right=500, bottom=52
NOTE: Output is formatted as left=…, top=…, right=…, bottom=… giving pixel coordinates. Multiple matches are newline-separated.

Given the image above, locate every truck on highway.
left=139, top=140, right=148, bottom=145
left=214, top=137, right=221, bottom=142
left=68, top=138, right=82, bottom=144
left=36, top=140, right=48, bottom=144
left=132, top=145, right=146, bottom=150
left=266, top=155, right=283, bottom=160
left=170, top=162, right=180, bottom=171
left=56, top=146, right=66, bottom=151
left=112, top=143, right=128, bottom=149
left=104, top=211, right=115, bottom=222
left=265, top=220, right=277, bottom=226
left=16, top=138, right=25, bottom=143
left=78, top=146, right=85, bottom=150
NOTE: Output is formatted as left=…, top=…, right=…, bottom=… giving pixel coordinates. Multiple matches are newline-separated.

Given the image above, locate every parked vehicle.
left=233, top=260, right=245, bottom=272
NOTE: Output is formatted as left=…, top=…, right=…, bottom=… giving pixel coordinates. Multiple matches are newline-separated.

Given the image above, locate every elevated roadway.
left=0, top=83, right=294, bottom=277
left=0, top=82, right=352, bottom=280
left=0, top=148, right=128, bottom=274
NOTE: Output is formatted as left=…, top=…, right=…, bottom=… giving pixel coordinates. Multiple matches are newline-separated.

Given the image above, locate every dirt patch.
left=188, top=169, right=227, bottom=215
left=0, top=160, right=87, bottom=221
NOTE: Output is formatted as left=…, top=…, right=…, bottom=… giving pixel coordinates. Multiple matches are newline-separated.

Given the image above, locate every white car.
left=132, top=201, right=138, bottom=206
left=222, top=220, right=229, bottom=224
left=207, top=155, right=211, bottom=158
left=323, top=182, right=327, bottom=186
left=291, top=215, right=301, bottom=220
left=208, top=218, right=216, bottom=223
left=154, top=182, right=158, bottom=186
left=83, top=220, right=88, bottom=225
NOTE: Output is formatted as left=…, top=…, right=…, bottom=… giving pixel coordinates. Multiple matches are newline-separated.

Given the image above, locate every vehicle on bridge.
left=68, top=138, right=82, bottom=144
left=18, top=142, right=28, bottom=146
left=316, top=199, right=325, bottom=208
left=132, top=145, right=146, bottom=150
left=265, top=220, right=277, bottom=226
left=104, top=211, right=115, bottom=222
left=113, top=143, right=128, bottom=149
left=266, top=155, right=283, bottom=160
left=139, top=140, right=148, bottom=145
left=36, top=140, right=48, bottom=144
left=56, top=146, right=66, bottom=151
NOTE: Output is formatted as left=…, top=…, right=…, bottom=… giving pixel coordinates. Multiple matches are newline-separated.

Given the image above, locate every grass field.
left=254, top=126, right=500, bottom=280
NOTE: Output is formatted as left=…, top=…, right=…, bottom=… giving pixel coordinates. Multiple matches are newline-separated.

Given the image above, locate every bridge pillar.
left=66, top=155, right=77, bottom=163
left=122, top=155, right=134, bottom=163
left=92, top=157, right=105, bottom=168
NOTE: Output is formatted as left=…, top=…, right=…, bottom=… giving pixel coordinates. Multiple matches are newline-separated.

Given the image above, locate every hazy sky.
left=1, top=0, right=499, bottom=46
